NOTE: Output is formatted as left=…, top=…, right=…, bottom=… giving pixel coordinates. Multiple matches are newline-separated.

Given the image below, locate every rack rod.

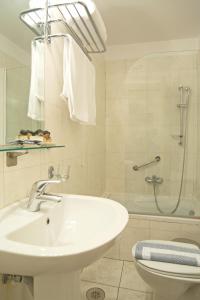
left=49, top=17, right=87, bottom=50
left=63, top=4, right=92, bottom=50
left=73, top=4, right=100, bottom=51
left=34, top=33, right=91, bottom=61
left=19, top=1, right=106, bottom=58
left=76, top=1, right=106, bottom=52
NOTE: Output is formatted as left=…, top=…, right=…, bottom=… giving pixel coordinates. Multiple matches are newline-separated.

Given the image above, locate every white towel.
left=28, top=40, right=44, bottom=121
left=61, top=35, right=96, bottom=125
left=57, top=0, right=107, bottom=44
left=132, top=240, right=200, bottom=267
left=29, top=0, right=46, bottom=8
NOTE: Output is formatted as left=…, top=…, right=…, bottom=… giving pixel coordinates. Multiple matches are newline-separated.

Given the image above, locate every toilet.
left=133, top=240, right=200, bottom=300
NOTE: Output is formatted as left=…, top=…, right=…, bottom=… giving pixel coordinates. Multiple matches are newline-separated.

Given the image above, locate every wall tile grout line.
left=104, top=256, right=134, bottom=263
left=81, top=283, right=154, bottom=300
left=81, top=278, right=153, bottom=295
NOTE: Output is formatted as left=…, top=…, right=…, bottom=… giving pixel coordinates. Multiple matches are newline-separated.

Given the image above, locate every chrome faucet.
left=27, top=179, right=63, bottom=212
left=145, top=175, right=163, bottom=185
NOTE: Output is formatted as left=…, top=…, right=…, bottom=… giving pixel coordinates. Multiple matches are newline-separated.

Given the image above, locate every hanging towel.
left=28, top=40, right=44, bottom=121
left=132, top=240, right=200, bottom=267
left=61, top=35, right=96, bottom=125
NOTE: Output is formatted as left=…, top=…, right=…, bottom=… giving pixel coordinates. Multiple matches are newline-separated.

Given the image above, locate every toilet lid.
left=136, top=240, right=200, bottom=277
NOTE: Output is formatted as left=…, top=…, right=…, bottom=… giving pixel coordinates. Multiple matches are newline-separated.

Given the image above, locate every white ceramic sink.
left=0, top=194, right=128, bottom=300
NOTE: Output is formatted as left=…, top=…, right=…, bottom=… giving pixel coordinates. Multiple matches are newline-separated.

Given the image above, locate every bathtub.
left=104, top=193, right=200, bottom=263
left=108, top=193, right=200, bottom=219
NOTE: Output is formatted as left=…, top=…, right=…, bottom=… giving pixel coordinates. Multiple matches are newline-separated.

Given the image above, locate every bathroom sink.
left=0, top=194, right=128, bottom=300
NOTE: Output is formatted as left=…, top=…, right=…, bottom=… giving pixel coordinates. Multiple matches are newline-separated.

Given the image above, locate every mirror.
left=0, top=0, right=44, bottom=144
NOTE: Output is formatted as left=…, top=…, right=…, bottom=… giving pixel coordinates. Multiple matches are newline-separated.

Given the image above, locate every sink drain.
left=86, top=287, right=105, bottom=300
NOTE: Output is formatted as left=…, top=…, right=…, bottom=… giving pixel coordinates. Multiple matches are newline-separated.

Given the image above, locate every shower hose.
left=153, top=92, right=189, bottom=215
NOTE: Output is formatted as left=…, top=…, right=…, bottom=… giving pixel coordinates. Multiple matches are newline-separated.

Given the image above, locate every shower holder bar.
left=177, top=104, right=188, bottom=108
left=133, top=156, right=161, bottom=171
left=19, top=1, right=106, bottom=59
left=177, top=86, right=191, bottom=146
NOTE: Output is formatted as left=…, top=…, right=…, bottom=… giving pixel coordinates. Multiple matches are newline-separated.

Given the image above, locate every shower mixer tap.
left=145, top=175, right=163, bottom=185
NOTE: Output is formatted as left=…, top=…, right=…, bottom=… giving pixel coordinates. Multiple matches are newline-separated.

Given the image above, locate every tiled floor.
left=81, top=258, right=153, bottom=300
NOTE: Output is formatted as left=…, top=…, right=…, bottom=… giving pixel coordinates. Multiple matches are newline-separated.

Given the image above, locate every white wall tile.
left=105, top=51, right=199, bottom=210
left=0, top=172, right=4, bottom=208
left=1, top=51, right=106, bottom=208
left=119, top=225, right=150, bottom=261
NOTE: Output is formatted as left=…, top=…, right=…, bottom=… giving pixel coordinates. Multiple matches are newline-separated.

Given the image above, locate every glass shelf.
left=0, top=144, right=65, bottom=152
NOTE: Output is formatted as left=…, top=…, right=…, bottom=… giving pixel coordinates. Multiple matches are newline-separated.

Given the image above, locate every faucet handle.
left=63, top=165, right=71, bottom=180
left=48, top=165, right=71, bottom=181
left=145, top=176, right=153, bottom=183
left=35, top=179, right=62, bottom=193
left=54, top=165, right=71, bottom=181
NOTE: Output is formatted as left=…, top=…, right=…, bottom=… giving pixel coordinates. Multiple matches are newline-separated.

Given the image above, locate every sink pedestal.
left=34, top=272, right=81, bottom=300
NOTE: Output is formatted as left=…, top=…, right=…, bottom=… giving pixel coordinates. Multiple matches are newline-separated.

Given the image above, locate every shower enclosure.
left=105, top=50, right=200, bottom=218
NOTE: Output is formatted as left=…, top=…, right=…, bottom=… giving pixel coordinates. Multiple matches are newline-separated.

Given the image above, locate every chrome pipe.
left=73, top=4, right=100, bottom=51
left=44, top=0, right=50, bottom=43
left=64, top=4, right=94, bottom=50
left=133, top=156, right=161, bottom=171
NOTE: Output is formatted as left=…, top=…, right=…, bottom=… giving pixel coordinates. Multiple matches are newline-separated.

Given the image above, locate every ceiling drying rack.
left=19, top=1, right=106, bottom=60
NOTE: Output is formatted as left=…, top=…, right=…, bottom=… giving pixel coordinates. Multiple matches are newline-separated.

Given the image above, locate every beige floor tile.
left=81, top=281, right=118, bottom=300
left=120, top=261, right=152, bottom=293
left=81, top=258, right=123, bottom=287
left=118, top=288, right=152, bottom=300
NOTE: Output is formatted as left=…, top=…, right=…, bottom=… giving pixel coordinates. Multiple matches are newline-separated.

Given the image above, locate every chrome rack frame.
left=19, top=1, right=106, bottom=60
left=34, top=33, right=91, bottom=60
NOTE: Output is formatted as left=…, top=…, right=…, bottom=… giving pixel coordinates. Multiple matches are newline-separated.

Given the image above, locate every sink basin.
left=0, top=194, right=128, bottom=300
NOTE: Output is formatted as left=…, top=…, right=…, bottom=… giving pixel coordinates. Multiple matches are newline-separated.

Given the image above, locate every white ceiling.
left=0, top=0, right=33, bottom=52
left=94, top=0, right=200, bottom=46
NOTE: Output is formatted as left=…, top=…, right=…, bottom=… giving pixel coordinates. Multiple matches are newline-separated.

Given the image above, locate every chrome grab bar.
left=133, top=156, right=161, bottom=171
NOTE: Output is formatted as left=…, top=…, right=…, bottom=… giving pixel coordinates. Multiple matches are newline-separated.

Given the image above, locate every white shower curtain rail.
left=19, top=1, right=106, bottom=55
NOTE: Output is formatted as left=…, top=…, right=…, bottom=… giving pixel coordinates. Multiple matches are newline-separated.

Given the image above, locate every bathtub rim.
left=129, top=213, right=200, bottom=225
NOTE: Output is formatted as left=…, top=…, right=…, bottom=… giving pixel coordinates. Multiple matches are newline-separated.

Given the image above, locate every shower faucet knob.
left=145, top=175, right=163, bottom=185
